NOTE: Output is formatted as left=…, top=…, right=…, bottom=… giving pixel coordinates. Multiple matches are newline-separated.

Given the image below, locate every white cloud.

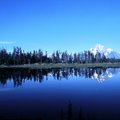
left=0, top=41, right=14, bottom=45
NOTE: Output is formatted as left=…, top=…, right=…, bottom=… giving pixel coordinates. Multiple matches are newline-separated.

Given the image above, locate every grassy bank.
left=0, top=63, right=120, bottom=69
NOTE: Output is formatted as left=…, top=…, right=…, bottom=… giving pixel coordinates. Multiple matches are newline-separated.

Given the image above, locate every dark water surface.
left=0, top=68, right=120, bottom=120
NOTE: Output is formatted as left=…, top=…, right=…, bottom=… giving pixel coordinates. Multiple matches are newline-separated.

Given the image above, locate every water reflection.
left=0, top=100, right=94, bottom=120
left=0, top=68, right=120, bottom=120
left=0, top=68, right=120, bottom=87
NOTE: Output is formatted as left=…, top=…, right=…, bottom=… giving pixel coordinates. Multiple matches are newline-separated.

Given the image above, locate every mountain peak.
left=90, top=44, right=120, bottom=59
left=90, top=44, right=112, bottom=52
left=95, top=44, right=105, bottom=51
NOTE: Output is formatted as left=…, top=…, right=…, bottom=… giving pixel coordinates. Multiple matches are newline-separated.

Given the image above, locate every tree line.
left=0, top=68, right=108, bottom=87
left=0, top=47, right=119, bottom=65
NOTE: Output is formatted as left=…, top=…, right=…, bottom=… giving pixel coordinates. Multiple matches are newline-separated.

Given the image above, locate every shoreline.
left=0, top=63, right=120, bottom=69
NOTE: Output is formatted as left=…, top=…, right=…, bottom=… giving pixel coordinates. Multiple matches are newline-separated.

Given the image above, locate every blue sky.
left=0, top=0, right=120, bottom=53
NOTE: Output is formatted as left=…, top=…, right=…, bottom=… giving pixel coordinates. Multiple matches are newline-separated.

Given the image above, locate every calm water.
left=0, top=68, right=120, bottom=120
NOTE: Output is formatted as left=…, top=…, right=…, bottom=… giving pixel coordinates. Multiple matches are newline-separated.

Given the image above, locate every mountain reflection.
left=0, top=68, right=120, bottom=87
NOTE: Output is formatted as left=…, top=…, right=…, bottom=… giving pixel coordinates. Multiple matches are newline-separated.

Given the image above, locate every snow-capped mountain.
left=90, top=44, right=120, bottom=59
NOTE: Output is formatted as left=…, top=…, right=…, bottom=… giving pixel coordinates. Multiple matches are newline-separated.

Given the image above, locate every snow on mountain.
left=90, top=44, right=120, bottom=59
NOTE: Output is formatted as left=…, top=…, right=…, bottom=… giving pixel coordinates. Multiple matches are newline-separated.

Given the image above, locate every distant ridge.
left=90, top=44, right=120, bottom=59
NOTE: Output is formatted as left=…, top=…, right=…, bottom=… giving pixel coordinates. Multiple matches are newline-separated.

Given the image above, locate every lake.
left=0, top=68, right=120, bottom=120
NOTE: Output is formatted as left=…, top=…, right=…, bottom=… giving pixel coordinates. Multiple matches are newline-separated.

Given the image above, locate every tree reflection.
left=60, top=101, right=96, bottom=120
left=0, top=68, right=119, bottom=87
left=68, top=100, right=72, bottom=120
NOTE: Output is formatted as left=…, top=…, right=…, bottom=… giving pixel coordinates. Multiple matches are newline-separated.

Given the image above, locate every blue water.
left=0, top=68, right=120, bottom=120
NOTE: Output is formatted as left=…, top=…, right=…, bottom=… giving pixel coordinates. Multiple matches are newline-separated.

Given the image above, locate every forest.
left=0, top=68, right=108, bottom=87
left=0, top=47, right=120, bottom=65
